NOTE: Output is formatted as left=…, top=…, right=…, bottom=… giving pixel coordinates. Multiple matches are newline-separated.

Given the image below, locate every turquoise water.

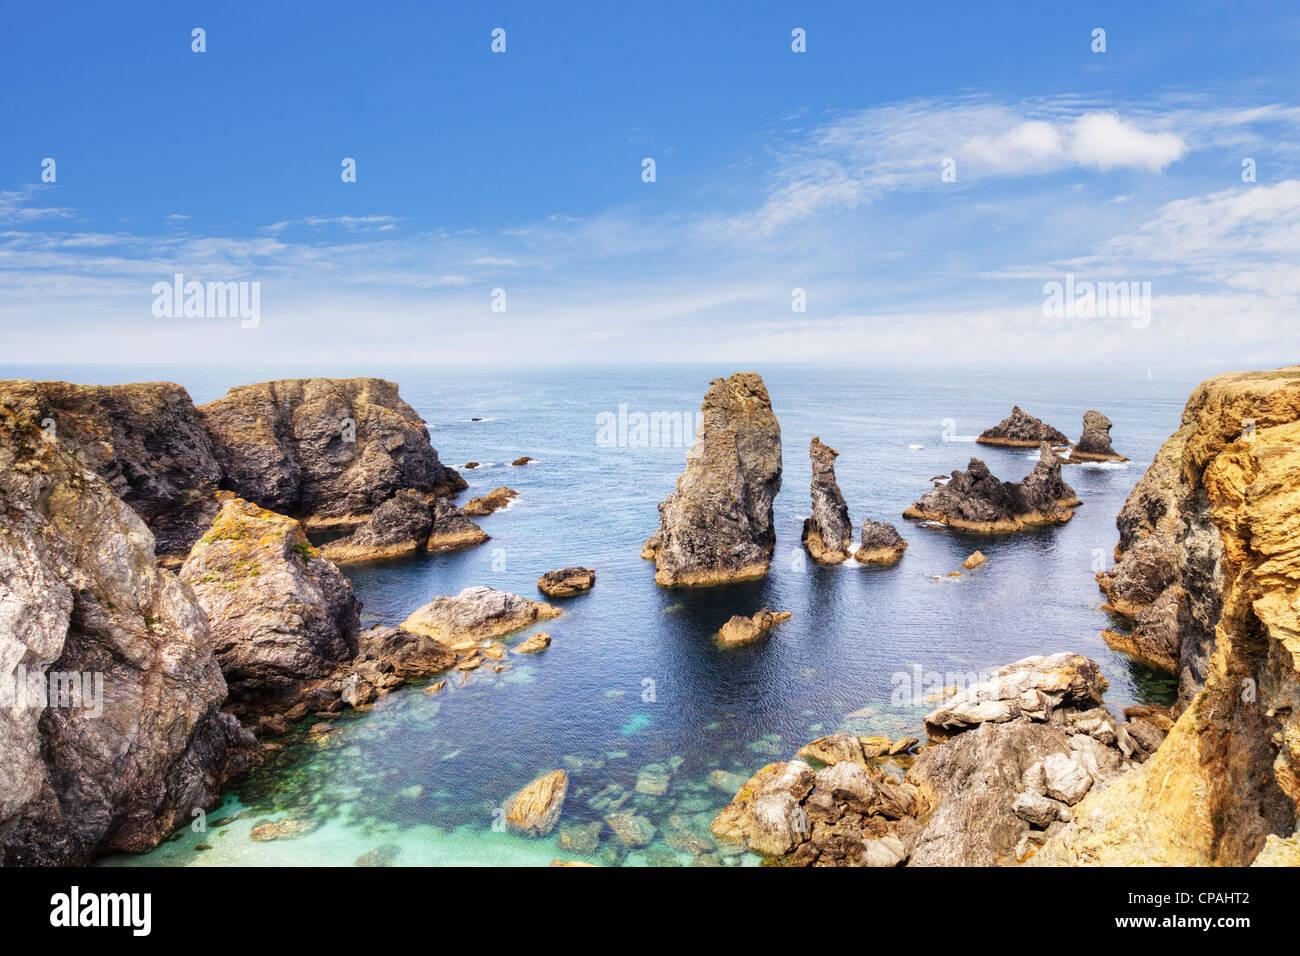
left=2, top=362, right=1208, bottom=866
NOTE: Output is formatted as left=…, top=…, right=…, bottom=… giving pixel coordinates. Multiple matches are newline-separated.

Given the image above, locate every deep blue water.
left=1, top=362, right=1218, bottom=866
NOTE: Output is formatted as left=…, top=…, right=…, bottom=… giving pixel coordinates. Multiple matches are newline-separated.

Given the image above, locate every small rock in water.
left=962, top=550, right=986, bottom=569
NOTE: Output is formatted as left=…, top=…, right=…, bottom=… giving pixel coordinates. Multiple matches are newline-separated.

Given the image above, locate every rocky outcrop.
left=977, top=406, right=1069, bottom=448
left=425, top=499, right=489, bottom=551
left=717, top=609, right=791, bottom=647
left=321, top=489, right=435, bottom=563
left=504, top=770, right=568, bottom=837
left=903, top=445, right=1080, bottom=532
left=0, top=380, right=224, bottom=564
left=1036, top=367, right=1300, bottom=866
left=854, top=520, right=908, bottom=565
left=0, top=405, right=256, bottom=865
left=642, top=373, right=782, bottom=586
left=462, top=486, right=518, bottom=516
left=537, top=567, right=596, bottom=597
left=198, top=378, right=464, bottom=530
left=801, top=437, right=853, bottom=564
left=179, top=498, right=361, bottom=718
left=1067, top=410, right=1127, bottom=462
left=401, top=586, right=560, bottom=645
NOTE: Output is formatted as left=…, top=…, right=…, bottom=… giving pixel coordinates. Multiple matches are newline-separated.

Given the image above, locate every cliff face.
left=1038, top=367, right=1300, bottom=866
left=0, top=380, right=224, bottom=564
left=0, top=406, right=255, bottom=865
left=643, top=373, right=782, bottom=586
left=199, top=378, right=465, bottom=528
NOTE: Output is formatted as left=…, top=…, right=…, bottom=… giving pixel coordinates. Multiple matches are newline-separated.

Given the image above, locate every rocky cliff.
left=1037, top=366, right=1300, bottom=866
left=642, top=373, right=782, bottom=586
left=0, top=405, right=255, bottom=865
left=801, top=437, right=853, bottom=564
left=0, top=380, right=224, bottom=565
left=199, top=378, right=465, bottom=529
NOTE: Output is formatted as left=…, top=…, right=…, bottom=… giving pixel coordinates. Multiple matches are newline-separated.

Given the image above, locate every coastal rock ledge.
left=642, top=373, right=782, bottom=586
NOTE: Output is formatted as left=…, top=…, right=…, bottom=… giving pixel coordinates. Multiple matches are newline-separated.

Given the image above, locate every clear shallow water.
left=2, top=362, right=1212, bottom=866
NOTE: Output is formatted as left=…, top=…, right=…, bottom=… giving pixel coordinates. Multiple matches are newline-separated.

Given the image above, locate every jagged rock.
left=1101, top=585, right=1183, bottom=673
left=1035, top=367, right=1300, bottom=866
left=322, top=489, right=434, bottom=563
left=462, top=486, right=518, bottom=516
left=514, top=631, right=552, bottom=654
left=1067, top=410, right=1127, bottom=462
left=401, top=586, right=560, bottom=643
left=977, top=406, right=1070, bottom=448
left=355, top=626, right=456, bottom=680
left=425, top=498, right=489, bottom=550
left=797, top=734, right=868, bottom=768
left=0, top=380, right=224, bottom=564
left=180, top=498, right=361, bottom=717
left=854, top=520, right=908, bottom=565
left=1042, top=752, right=1093, bottom=804
left=710, top=761, right=815, bottom=857
left=801, top=437, right=853, bottom=564
left=504, top=770, right=568, bottom=837
left=1013, top=791, right=1070, bottom=828
left=903, top=445, right=1079, bottom=532
left=923, top=653, right=1108, bottom=740
left=643, top=373, right=782, bottom=586
left=198, top=377, right=464, bottom=529
left=537, top=567, right=596, bottom=597
left=717, top=608, right=791, bottom=647
left=0, top=406, right=256, bottom=866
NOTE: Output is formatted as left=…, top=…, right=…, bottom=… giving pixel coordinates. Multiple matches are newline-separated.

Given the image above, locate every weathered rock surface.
left=801, top=437, right=853, bottom=564
left=401, top=586, right=560, bottom=644
left=180, top=498, right=361, bottom=717
left=462, top=486, right=518, bottom=516
left=1036, top=367, right=1300, bottom=866
left=537, top=566, right=596, bottom=597
left=643, top=373, right=782, bottom=586
left=425, top=498, right=489, bottom=551
left=853, top=519, right=908, bottom=565
left=904, top=445, right=1079, bottom=532
left=0, top=406, right=256, bottom=865
left=1067, top=410, right=1127, bottom=462
left=355, top=626, right=456, bottom=680
left=198, top=377, right=464, bottom=529
left=504, top=770, right=568, bottom=837
left=717, top=608, right=791, bottom=647
left=515, top=631, right=552, bottom=654
left=0, top=380, right=224, bottom=564
left=977, top=405, right=1070, bottom=448
left=961, top=550, right=986, bottom=570
left=321, top=489, right=435, bottom=563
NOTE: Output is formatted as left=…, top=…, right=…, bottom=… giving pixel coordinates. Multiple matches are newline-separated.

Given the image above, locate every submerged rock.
left=903, top=445, right=1079, bottom=532
left=180, top=498, right=361, bottom=718
left=854, top=520, right=908, bottom=565
left=1067, top=410, right=1127, bottom=462
left=643, top=373, right=782, bottom=586
left=401, top=586, right=560, bottom=643
left=976, top=406, right=1069, bottom=448
left=0, top=405, right=256, bottom=865
left=462, top=486, right=518, bottom=516
left=801, top=437, right=853, bottom=564
left=717, top=608, right=792, bottom=647
left=537, top=566, right=596, bottom=597
left=504, top=770, right=569, bottom=837
left=425, top=498, right=489, bottom=551
left=0, top=379, right=225, bottom=564
left=198, top=377, right=464, bottom=529
left=321, top=488, right=435, bottom=563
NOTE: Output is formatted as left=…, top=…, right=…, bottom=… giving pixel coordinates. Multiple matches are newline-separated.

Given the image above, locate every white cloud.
left=1069, top=112, right=1186, bottom=171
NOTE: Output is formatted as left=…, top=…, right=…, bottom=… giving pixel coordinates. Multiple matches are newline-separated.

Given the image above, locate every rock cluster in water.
left=462, top=486, right=518, bottom=515
left=904, top=444, right=1080, bottom=532
left=643, top=373, right=783, bottom=586
left=977, top=406, right=1070, bottom=448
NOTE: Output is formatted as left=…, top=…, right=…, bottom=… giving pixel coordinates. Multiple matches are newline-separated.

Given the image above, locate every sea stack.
left=854, top=519, right=908, bottom=565
left=1067, top=411, right=1127, bottom=462
left=904, top=444, right=1079, bottom=532
left=642, top=373, right=782, bottom=586
left=801, top=437, right=853, bottom=564
left=977, top=406, right=1069, bottom=448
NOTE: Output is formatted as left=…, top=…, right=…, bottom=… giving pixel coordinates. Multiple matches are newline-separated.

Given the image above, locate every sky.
left=1, top=0, right=1299, bottom=366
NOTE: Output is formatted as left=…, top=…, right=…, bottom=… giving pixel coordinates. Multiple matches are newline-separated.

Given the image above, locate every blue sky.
left=2, top=0, right=1299, bottom=365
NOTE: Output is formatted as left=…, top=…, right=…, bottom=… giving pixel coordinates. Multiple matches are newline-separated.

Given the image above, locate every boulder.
left=179, top=498, right=361, bottom=717
left=462, top=486, right=518, bottom=516
left=961, top=550, right=986, bottom=569
left=977, top=405, right=1070, bottom=448
left=797, top=734, right=868, bottom=768
left=0, top=405, right=256, bottom=865
left=801, top=437, right=853, bottom=564
left=511, top=456, right=534, bottom=466
left=401, top=586, right=560, bottom=643
left=322, top=489, right=434, bottom=563
left=425, top=498, right=489, bottom=550
left=1067, top=410, right=1127, bottom=462
left=515, top=631, right=552, bottom=654
left=710, top=760, right=816, bottom=857
left=504, top=770, right=568, bottom=837
left=643, top=373, right=782, bottom=586
left=356, top=626, right=456, bottom=680
left=717, top=608, right=791, bottom=647
left=853, top=519, right=908, bottom=565
left=537, top=567, right=596, bottom=597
